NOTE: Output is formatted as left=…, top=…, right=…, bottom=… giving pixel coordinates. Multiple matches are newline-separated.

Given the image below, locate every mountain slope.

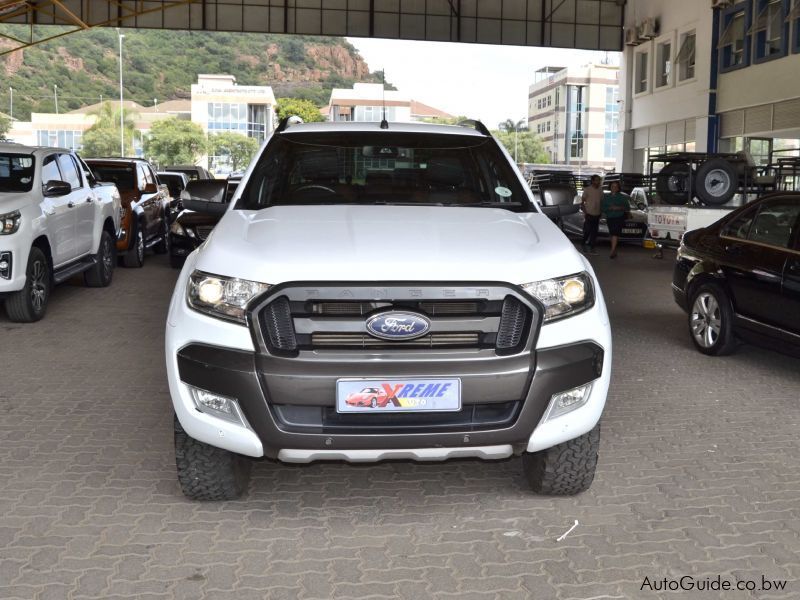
left=0, top=27, right=386, bottom=119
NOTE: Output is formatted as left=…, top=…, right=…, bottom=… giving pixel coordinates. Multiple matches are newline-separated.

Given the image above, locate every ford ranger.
left=166, top=120, right=612, bottom=500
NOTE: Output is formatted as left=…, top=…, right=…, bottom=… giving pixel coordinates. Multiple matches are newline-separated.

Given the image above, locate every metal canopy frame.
left=0, top=0, right=624, bottom=57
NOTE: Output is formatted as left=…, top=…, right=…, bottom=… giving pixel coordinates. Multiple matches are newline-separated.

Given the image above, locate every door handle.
left=85, top=197, right=93, bottom=203
left=68, top=201, right=75, bottom=208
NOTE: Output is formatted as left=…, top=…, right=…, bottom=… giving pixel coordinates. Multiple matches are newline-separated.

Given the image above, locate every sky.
left=348, top=38, right=620, bottom=130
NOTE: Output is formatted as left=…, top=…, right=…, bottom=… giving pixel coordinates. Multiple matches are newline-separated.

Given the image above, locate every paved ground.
left=2, top=244, right=800, bottom=600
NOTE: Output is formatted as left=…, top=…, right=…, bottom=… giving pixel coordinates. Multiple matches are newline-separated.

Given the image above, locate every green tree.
left=144, top=117, right=207, bottom=167
left=208, top=132, right=259, bottom=172
left=276, top=97, right=325, bottom=123
left=420, top=115, right=471, bottom=126
left=493, top=130, right=550, bottom=165
left=498, top=118, right=527, bottom=133
left=0, top=113, right=10, bottom=139
left=82, top=102, right=137, bottom=157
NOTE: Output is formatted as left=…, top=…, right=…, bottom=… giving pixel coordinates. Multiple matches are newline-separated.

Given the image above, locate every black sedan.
left=673, top=193, right=800, bottom=355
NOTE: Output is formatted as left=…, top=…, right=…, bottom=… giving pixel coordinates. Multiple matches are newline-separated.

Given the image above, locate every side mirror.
left=181, top=179, right=229, bottom=216
left=43, top=180, right=72, bottom=197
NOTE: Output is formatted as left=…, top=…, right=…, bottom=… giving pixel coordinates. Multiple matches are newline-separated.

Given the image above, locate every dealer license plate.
left=336, top=378, right=461, bottom=413
left=622, top=228, right=641, bottom=234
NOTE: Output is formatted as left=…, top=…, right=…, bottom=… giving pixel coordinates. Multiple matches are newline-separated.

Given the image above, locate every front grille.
left=195, top=225, right=214, bottom=240
left=272, top=401, right=520, bottom=434
left=309, top=332, right=483, bottom=349
left=254, top=285, right=537, bottom=357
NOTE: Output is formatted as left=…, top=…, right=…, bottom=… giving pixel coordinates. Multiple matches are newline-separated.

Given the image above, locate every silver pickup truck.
left=0, top=143, right=121, bottom=322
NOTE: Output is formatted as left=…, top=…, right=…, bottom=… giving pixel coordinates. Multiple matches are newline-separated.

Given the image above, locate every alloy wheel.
left=30, top=259, right=47, bottom=313
left=690, top=292, right=721, bottom=349
left=703, top=169, right=732, bottom=198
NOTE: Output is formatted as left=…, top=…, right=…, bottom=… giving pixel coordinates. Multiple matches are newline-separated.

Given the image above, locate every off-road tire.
left=695, top=158, right=737, bottom=206
left=122, top=226, right=145, bottom=268
left=5, top=247, right=51, bottom=322
left=688, top=282, right=737, bottom=356
left=656, top=161, right=695, bottom=206
left=84, top=231, right=115, bottom=287
left=523, top=424, right=600, bottom=495
left=174, top=415, right=251, bottom=501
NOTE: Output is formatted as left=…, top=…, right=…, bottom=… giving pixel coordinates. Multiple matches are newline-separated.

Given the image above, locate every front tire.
left=122, top=227, right=144, bottom=268
left=688, top=282, right=737, bottom=355
left=174, top=415, right=251, bottom=501
left=522, top=425, right=600, bottom=495
left=5, top=247, right=50, bottom=322
left=84, top=231, right=115, bottom=287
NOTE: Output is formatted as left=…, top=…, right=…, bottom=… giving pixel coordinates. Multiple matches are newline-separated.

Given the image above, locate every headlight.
left=186, top=270, right=270, bottom=323
left=0, top=210, right=21, bottom=235
left=522, top=272, right=594, bottom=322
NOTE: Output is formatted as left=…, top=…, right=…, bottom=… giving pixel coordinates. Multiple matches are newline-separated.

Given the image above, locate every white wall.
left=717, top=54, right=800, bottom=113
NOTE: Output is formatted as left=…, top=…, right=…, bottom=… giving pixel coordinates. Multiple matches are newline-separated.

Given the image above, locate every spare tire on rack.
left=656, top=161, right=695, bottom=205
left=695, top=158, right=738, bottom=206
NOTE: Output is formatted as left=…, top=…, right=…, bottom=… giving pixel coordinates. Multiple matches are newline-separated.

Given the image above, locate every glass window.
left=0, top=153, right=35, bottom=192
left=635, top=51, right=649, bottom=93
left=137, top=164, right=147, bottom=191
left=656, top=41, right=672, bottom=87
left=748, top=200, right=800, bottom=247
left=722, top=206, right=758, bottom=239
left=87, top=163, right=136, bottom=191
left=56, top=154, right=82, bottom=189
left=604, top=86, right=620, bottom=159
left=36, top=130, right=83, bottom=151
left=239, top=132, right=531, bottom=211
left=791, top=0, right=800, bottom=53
left=41, top=154, right=62, bottom=185
left=567, top=85, right=586, bottom=160
left=676, top=31, right=696, bottom=81
left=720, top=9, right=748, bottom=68
left=752, top=0, right=786, bottom=59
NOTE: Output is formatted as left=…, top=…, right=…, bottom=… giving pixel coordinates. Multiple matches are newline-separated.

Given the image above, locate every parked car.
left=165, top=119, right=612, bottom=501
left=85, top=158, right=170, bottom=267
left=673, top=193, right=800, bottom=356
left=561, top=193, right=648, bottom=244
left=0, top=144, right=121, bottom=322
left=168, top=175, right=241, bottom=269
left=157, top=171, right=190, bottom=220
left=164, top=165, right=213, bottom=181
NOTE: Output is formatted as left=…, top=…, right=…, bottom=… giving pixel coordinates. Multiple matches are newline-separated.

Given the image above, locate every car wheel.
left=688, top=282, right=737, bottom=356
left=174, top=415, right=251, bottom=501
left=370, top=397, right=377, bottom=408
left=5, top=247, right=51, bottom=323
left=123, top=227, right=145, bottom=268
left=84, top=231, right=115, bottom=288
left=695, top=158, right=737, bottom=206
left=522, top=424, right=600, bottom=495
left=656, top=162, right=695, bottom=205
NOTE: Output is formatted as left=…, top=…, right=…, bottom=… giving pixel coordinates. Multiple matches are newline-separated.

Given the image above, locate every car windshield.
left=238, top=132, right=531, bottom=211
left=0, top=153, right=35, bottom=192
left=89, top=164, right=136, bottom=191
left=159, top=174, right=184, bottom=196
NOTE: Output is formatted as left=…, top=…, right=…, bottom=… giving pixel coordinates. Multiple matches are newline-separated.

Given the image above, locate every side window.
left=57, top=154, right=82, bottom=189
left=136, top=164, right=147, bottom=192
left=748, top=200, right=800, bottom=248
left=41, top=154, right=62, bottom=186
left=722, top=207, right=758, bottom=239
left=144, top=165, right=156, bottom=186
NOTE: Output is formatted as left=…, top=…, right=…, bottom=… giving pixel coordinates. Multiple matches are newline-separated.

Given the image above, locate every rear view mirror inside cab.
left=362, top=146, right=403, bottom=159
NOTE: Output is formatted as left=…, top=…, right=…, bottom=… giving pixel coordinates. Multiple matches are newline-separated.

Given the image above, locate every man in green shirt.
left=601, top=181, right=632, bottom=259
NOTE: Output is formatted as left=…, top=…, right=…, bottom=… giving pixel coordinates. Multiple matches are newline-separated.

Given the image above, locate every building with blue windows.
left=620, top=0, right=800, bottom=173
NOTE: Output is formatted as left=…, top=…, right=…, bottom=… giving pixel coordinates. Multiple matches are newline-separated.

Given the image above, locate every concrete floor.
left=1, top=245, right=799, bottom=599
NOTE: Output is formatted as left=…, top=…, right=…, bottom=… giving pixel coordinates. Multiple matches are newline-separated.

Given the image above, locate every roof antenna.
left=380, top=68, right=389, bottom=130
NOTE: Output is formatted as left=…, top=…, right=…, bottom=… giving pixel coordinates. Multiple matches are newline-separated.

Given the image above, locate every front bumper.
left=166, top=253, right=612, bottom=461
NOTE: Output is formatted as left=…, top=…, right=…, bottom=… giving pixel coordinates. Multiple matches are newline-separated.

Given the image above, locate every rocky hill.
left=0, top=27, right=386, bottom=119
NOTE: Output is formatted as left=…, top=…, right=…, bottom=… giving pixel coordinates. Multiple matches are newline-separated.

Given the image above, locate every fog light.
left=189, top=386, right=245, bottom=425
left=543, top=383, right=593, bottom=422
left=0, top=251, right=11, bottom=279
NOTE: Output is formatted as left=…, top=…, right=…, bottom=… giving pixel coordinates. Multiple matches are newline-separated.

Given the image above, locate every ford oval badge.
left=366, top=311, right=431, bottom=341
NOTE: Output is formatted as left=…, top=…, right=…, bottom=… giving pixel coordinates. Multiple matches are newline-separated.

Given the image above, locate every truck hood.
left=0, top=191, right=35, bottom=214
left=193, top=205, right=586, bottom=285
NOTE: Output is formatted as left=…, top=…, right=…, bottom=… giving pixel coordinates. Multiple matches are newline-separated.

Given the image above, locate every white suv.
left=0, top=144, right=121, bottom=321
left=166, top=121, right=612, bottom=500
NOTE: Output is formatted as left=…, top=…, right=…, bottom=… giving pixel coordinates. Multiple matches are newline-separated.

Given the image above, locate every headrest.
left=425, top=156, right=465, bottom=187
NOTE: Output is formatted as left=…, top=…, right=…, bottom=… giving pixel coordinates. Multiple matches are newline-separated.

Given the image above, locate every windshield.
left=89, top=164, right=136, bottom=191
left=238, top=132, right=531, bottom=211
left=0, top=153, right=35, bottom=193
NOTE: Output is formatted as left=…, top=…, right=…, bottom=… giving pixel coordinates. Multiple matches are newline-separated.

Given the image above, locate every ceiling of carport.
left=0, top=0, right=624, bottom=57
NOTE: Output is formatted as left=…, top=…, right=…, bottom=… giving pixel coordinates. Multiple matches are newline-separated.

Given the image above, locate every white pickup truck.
left=0, top=143, right=121, bottom=322
left=647, top=205, right=737, bottom=246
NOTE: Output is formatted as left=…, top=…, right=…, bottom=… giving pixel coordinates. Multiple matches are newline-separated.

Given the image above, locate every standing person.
left=602, top=181, right=632, bottom=259
left=580, top=174, right=603, bottom=255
